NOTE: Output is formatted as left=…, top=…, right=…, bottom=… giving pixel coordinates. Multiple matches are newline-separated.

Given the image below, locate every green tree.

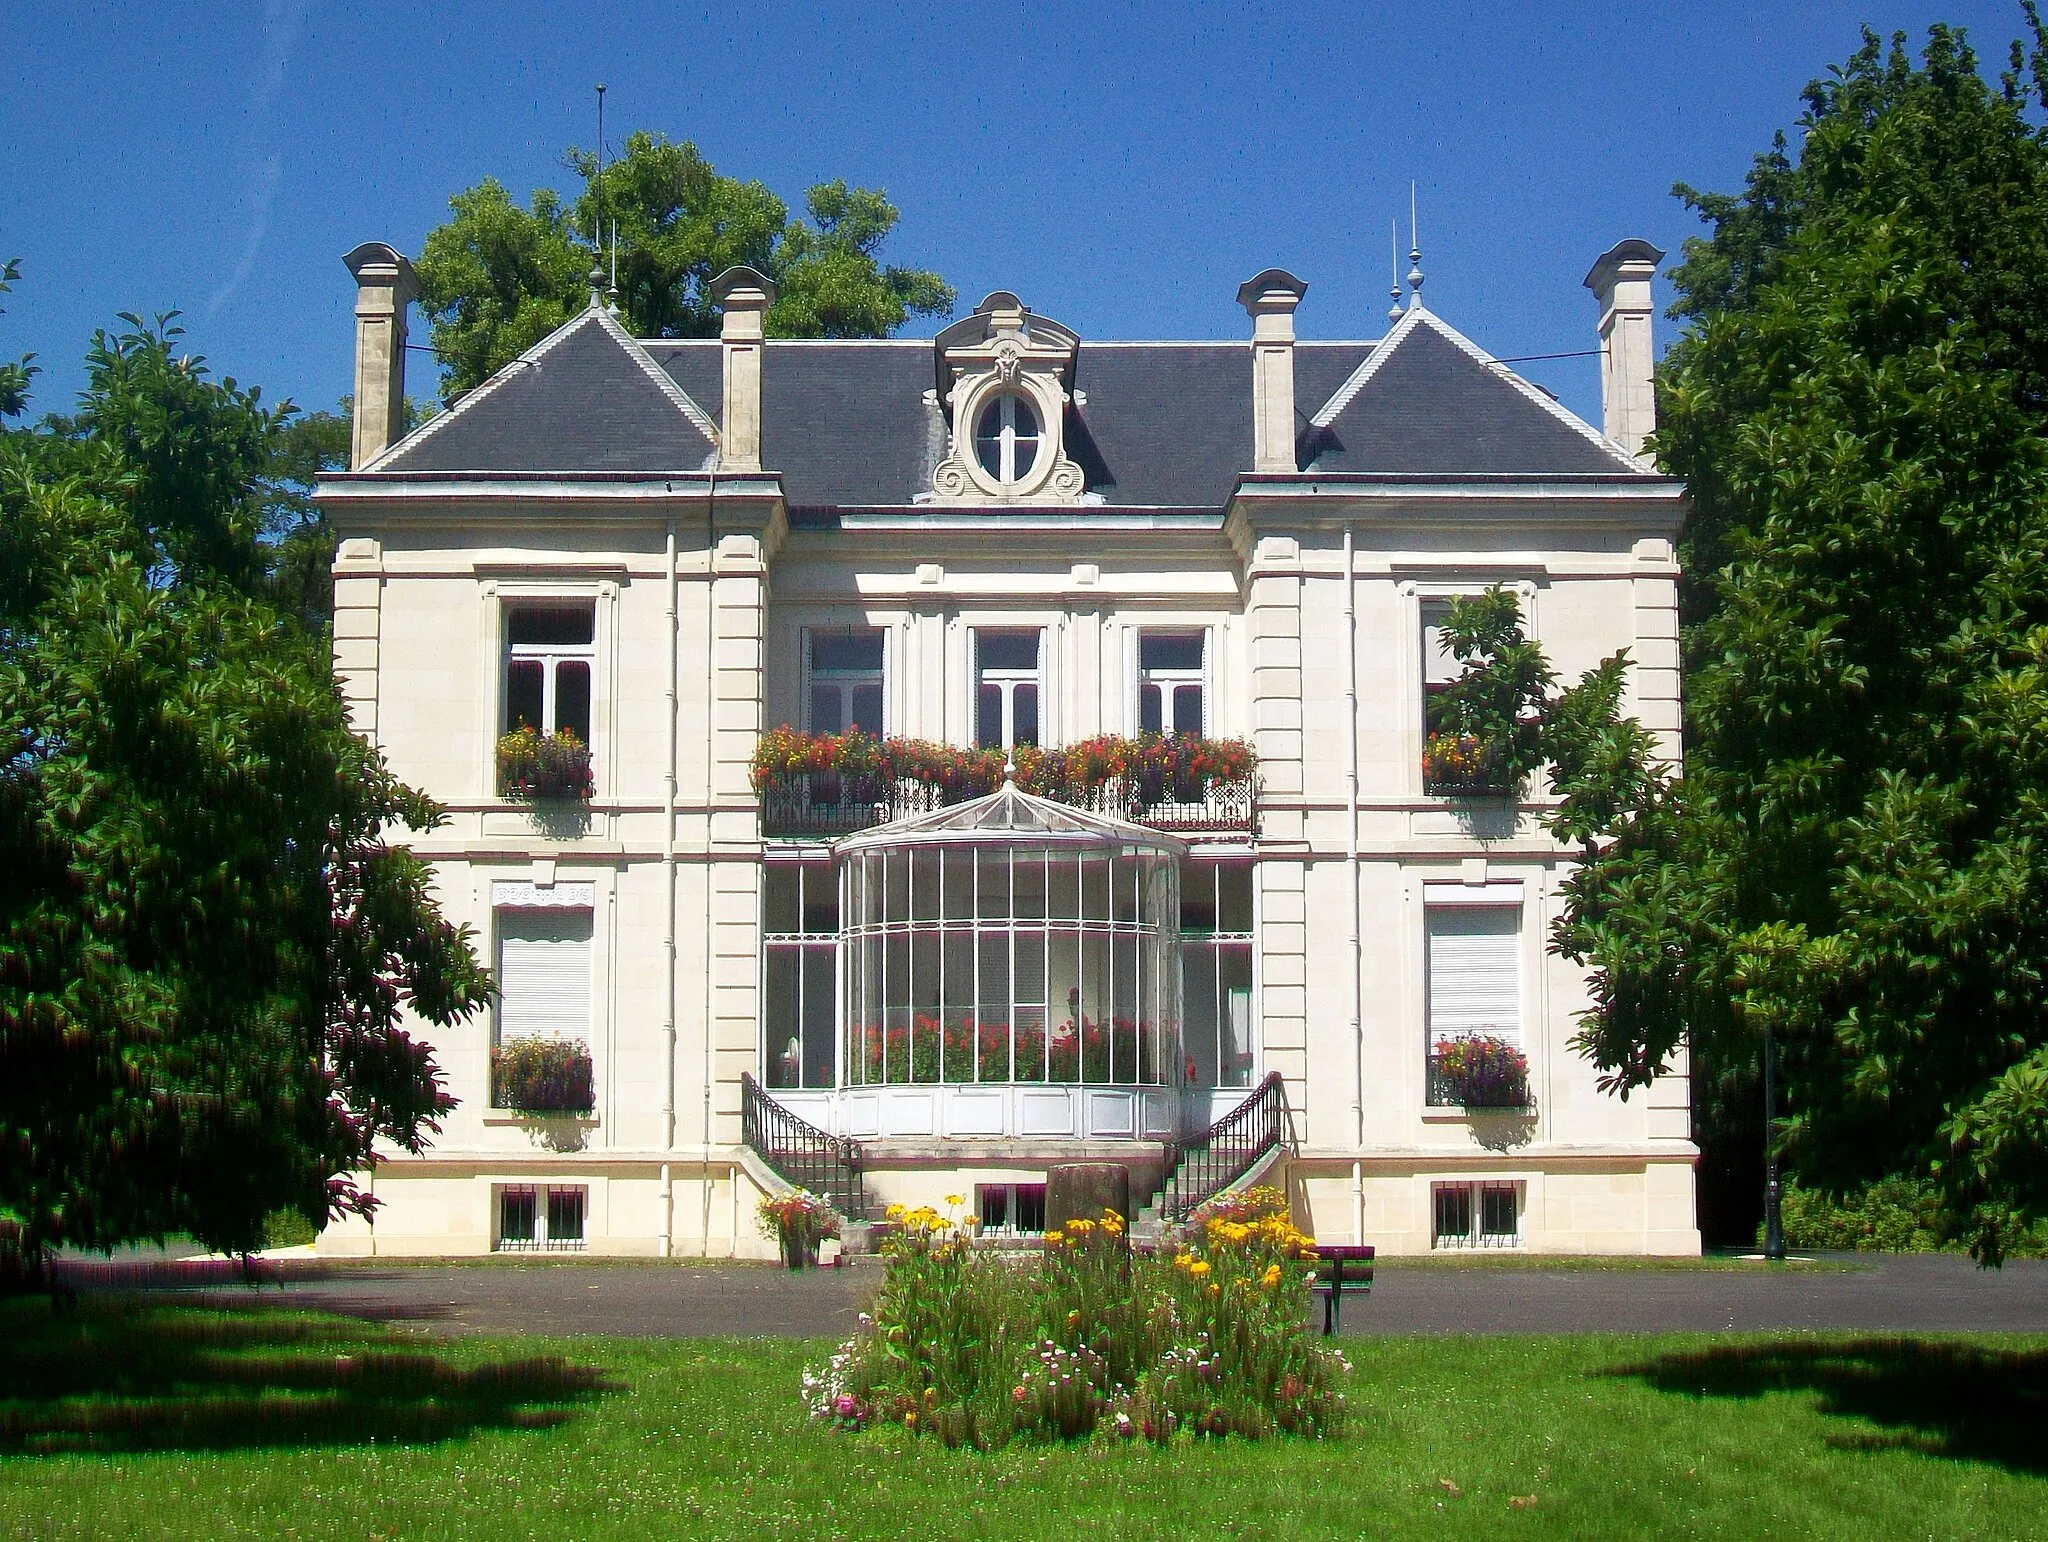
left=0, top=316, right=491, bottom=1271
left=1558, top=15, right=2048, bottom=1260
left=0, top=258, right=34, bottom=418
left=417, top=132, right=955, bottom=396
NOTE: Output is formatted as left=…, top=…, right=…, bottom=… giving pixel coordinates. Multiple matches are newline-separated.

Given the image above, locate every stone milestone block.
left=1045, top=1162, right=1131, bottom=1231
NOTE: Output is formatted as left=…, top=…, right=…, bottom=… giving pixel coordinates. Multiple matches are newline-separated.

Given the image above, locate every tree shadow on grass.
left=1609, top=1337, right=2048, bottom=1473
left=0, top=1295, right=620, bottom=1456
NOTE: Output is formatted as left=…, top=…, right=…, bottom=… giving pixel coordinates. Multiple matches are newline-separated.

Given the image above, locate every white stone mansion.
left=314, top=237, right=1697, bottom=1257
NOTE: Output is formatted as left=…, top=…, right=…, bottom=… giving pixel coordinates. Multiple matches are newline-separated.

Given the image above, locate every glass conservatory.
left=771, top=780, right=1188, bottom=1142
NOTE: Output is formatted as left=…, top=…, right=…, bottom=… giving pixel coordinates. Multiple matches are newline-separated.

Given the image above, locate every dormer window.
left=928, top=292, right=1089, bottom=503
left=974, top=394, right=1041, bottom=486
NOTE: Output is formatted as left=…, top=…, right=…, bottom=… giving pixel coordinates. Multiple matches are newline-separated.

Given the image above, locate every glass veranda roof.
left=835, top=777, right=1188, bottom=857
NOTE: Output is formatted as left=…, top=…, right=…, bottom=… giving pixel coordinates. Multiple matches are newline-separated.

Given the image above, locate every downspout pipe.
left=1345, top=520, right=1364, bottom=1242
left=661, top=514, right=679, bottom=1257
left=702, top=470, right=718, bottom=1255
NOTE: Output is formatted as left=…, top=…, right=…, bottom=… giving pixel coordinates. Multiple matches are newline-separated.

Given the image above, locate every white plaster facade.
left=315, top=243, right=1696, bottom=1258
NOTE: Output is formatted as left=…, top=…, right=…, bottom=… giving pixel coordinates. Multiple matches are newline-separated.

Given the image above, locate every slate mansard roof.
left=368, top=294, right=1653, bottom=502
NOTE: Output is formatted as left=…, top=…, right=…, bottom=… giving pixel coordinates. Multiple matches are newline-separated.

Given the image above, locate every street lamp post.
left=1762, top=1020, right=1786, bottom=1261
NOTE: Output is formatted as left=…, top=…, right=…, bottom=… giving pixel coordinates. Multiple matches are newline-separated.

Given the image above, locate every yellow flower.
left=885, top=1203, right=907, bottom=1221
left=1044, top=1230, right=1065, bottom=1247
left=1189, top=1260, right=1212, bottom=1279
left=944, top=1194, right=965, bottom=1207
left=1070, top=1218, right=1095, bottom=1235
left=1174, top=1251, right=1195, bottom=1271
left=1261, top=1263, right=1282, bottom=1290
left=1206, top=1282, right=1221, bottom=1298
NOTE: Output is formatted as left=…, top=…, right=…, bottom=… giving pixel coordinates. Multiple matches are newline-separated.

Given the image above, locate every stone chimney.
left=1583, top=239, right=1664, bottom=459
left=1237, top=269, right=1308, bottom=473
left=342, top=242, right=418, bottom=469
left=711, top=266, right=778, bottom=472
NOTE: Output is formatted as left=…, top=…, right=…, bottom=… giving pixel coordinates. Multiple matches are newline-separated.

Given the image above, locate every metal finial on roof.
left=592, top=83, right=610, bottom=309
left=1406, top=180, right=1425, bottom=309
left=1388, top=218, right=1404, bottom=323
left=607, top=218, right=620, bottom=314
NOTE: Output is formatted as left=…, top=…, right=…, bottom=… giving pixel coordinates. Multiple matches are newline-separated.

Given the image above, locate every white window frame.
left=1135, top=628, right=1210, bottom=738
left=1422, top=894, right=1524, bottom=1053
left=503, top=602, right=597, bottom=739
left=1181, top=862, right=1255, bottom=1089
left=973, top=627, right=1044, bottom=753
left=802, top=625, right=887, bottom=737
left=761, top=859, right=840, bottom=1090
left=1404, top=580, right=1539, bottom=793
left=491, top=884, right=598, bottom=1056
left=973, top=392, right=1043, bottom=486
left=495, top=1183, right=589, bottom=1252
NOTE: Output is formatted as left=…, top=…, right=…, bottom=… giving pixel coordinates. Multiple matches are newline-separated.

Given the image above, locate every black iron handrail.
left=1159, top=1071, right=1287, bottom=1223
left=740, top=1073, right=870, bottom=1222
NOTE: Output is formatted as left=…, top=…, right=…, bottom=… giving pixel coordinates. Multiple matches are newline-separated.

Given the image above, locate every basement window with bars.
left=977, top=1183, right=1048, bottom=1236
left=1432, top=1181, right=1521, bottom=1250
left=496, top=1184, right=588, bottom=1251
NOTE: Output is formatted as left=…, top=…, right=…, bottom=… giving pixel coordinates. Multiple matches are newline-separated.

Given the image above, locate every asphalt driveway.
left=48, top=1250, right=2048, bottom=1338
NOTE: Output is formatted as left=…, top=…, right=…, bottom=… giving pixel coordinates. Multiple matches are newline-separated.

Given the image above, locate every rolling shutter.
left=498, top=909, right=592, bottom=1042
left=1426, top=905, right=1520, bottom=1046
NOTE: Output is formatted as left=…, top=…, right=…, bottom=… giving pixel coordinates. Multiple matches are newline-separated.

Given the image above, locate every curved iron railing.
left=740, top=1074, right=870, bottom=1222
left=1159, top=1071, right=1287, bottom=1222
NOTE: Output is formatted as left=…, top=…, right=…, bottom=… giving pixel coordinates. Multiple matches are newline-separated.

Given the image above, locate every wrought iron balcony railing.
left=758, top=772, right=1258, bottom=839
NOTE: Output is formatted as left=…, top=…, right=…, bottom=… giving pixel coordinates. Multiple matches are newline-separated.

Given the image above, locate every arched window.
left=973, top=393, right=1041, bottom=486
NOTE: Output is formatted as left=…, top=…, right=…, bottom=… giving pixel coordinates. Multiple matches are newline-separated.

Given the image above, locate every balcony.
left=754, top=730, right=1259, bottom=839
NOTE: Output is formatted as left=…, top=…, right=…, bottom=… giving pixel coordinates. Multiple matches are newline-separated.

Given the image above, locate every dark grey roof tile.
left=379, top=308, right=717, bottom=475
left=1306, top=312, right=1637, bottom=476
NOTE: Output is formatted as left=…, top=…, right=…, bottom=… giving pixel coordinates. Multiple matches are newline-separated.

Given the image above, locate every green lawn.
left=2, top=1298, right=2044, bottom=1539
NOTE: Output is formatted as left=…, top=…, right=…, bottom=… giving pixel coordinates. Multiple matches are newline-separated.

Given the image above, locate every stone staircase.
left=1132, top=1073, right=1289, bottom=1241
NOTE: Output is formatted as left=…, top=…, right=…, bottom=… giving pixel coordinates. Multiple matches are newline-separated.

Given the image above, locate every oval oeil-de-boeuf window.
left=973, top=393, right=1041, bottom=485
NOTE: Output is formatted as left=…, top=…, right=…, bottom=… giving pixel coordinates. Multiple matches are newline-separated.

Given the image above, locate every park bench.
left=1311, top=1243, right=1374, bottom=1334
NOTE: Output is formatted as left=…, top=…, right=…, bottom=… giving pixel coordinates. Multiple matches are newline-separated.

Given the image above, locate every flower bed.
left=491, top=1037, right=595, bottom=1115
left=849, top=1014, right=1165, bottom=1086
left=497, top=727, right=594, bottom=801
left=1429, top=1035, right=1530, bottom=1108
left=759, top=1188, right=842, bottom=1269
left=804, top=1186, right=1347, bottom=1447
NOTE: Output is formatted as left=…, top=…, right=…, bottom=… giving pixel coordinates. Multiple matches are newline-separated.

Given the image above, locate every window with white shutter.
left=1425, top=904, right=1520, bottom=1049
left=497, top=909, right=593, bottom=1043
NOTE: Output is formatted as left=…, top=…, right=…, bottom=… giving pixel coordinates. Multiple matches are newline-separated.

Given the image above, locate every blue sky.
left=5, top=1, right=2041, bottom=428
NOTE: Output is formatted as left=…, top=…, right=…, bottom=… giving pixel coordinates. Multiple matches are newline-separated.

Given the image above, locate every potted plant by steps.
left=759, top=1189, right=843, bottom=1269
left=491, top=1037, right=596, bottom=1116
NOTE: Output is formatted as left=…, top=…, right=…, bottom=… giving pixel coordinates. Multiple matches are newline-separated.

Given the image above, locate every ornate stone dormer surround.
left=925, top=292, right=1093, bottom=503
